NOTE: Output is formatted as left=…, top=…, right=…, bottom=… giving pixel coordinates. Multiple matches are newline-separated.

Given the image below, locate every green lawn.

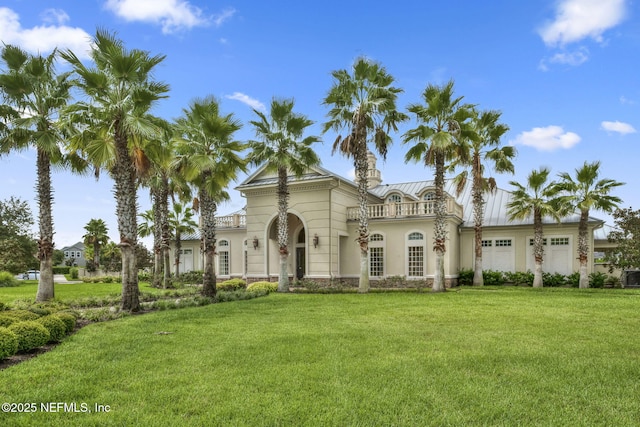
left=0, top=282, right=159, bottom=304
left=1, top=287, right=640, bottom=426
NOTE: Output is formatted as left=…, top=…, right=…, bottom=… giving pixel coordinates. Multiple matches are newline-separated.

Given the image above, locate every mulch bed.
left=0, top=319, right=91, bottom=371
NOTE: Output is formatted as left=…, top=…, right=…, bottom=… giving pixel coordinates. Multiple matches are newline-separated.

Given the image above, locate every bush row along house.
left=171, top=153, right=612, bottom=286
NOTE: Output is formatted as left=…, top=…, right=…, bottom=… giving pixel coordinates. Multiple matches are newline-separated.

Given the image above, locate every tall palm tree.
left=403, top=80, right=473, bottom=292
left=174, top=97, right=246, bottom=297
left=451, top=109, right=515, bottom=286
left=322, top=57, right=407, bottom=293
left=248, top=98, right=321, bottom=292
left=83, top=218, right=109, bottom=268
left=556, top=161, right=623, bottom=288
left=0, top=45, right=76, bottom=301
left=61, top=30, right=169, bottom=311
left=169, top=201, right=198, bottom=277
left=507, top=167, right=562, bottom=288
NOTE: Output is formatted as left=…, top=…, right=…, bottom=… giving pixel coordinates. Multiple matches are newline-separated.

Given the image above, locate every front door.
left=296, top=247, right=305, bottom=279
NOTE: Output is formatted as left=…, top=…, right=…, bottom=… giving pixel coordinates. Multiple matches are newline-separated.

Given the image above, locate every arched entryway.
left=266, top=213, right=307, bottom=281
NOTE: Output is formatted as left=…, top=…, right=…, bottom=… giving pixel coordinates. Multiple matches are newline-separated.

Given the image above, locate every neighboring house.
left=60, top=242, right=86, bottom=267
left=171, top=153, right=612, bottom=286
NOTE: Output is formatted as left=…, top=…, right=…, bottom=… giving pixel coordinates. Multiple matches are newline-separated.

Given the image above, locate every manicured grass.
left=0, top=282, right=159, bottom=305
left=1, top=288, right=640, bottom=425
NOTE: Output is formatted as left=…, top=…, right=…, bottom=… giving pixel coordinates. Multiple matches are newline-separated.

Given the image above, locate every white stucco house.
left=171, top=153, right=609, bottom=286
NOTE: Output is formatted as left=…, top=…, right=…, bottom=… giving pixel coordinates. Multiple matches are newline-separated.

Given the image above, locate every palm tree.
left=322, top=57, right=407, bottom=293
left=248, top=98, right=321, bottom=292
left=61, top=30, right=169, bottom=311
left=507, top=167, right=562, bottom=288
left=174, top=97, right=247, bottom=297
left=83, top=218, right=109, bottom=268
left=451, top=109, right=515, bottom=286
left=403, top=80, right=473, bottom=292
left=169, top=201, right=198, bottom=277
left=0, top=45, right=76, bottom=301
left=556, top=161, right=623, bottom=288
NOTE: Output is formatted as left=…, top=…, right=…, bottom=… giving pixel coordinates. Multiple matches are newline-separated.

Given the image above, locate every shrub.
left=482, top=270, right=506, bottom=286
left=176, top=271, right=203, bottom=285
left=0, top=327, right=19, bottom=359
left=52, top=266, right=71, bottom=274
left=37, top=315, right=67, bottom=342
left=246, top=281, right=278, bottom=293
left=4, top=310, right=40, bottom=321
left=542, top=272, right=568, bottom=287
left=138, top=271, right=152, bottom=282
left=216, top=289, right=268, bottom=302
left=457, top=269, right=474, bottom=286
left=567, top=272, right=580, bottom=288
left=0, top=271, right=19, bottom=287
left=53, top=313, right=77, bottom=334
left=504, top=271, right=534, bottom=286
left=69, top=267, right=79, bottom=280
left=0, top=315, right=18, bottom=327
left=218, top=278, right=247, bottom=291
left=8, top=321, right=50, bottom=352
left=589, top=272, right=607, bottom=289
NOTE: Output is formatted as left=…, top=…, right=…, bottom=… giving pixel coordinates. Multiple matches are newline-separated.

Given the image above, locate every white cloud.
left=225, top=92, right=265, bottom=111
left=620, top=95, right=636, bottom=105
left=511, top=126, right=581, bottom=151
left=213, top=8, right=236, bottom=27
left=539, top=0, right=627, bottom=46
left=0, top=7, right=92, bottom=59
left=538, top=48, right=589, bottom=71
left=104, top=0, right=210, bottom=34
left=601, top=120, right=636, bottom=135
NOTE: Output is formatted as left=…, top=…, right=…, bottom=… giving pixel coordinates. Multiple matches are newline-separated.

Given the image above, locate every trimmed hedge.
left=0, top=315, right=18, bottom=328
left=8, top=321, right=50, bottom=352
left=218, top=278, right=247, bottom=291
left=53, top=266, right=71, bottom=274
left=37, top=316, right=67, bottom=342
left=54, top=313, right=77, bottom=334
left=0, top=327, right=19, bottom=359
left=4, top=310, right=41, bottom=321
left=246, top=281, right=278, bottom=293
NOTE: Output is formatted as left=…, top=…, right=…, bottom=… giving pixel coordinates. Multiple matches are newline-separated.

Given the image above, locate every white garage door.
left=179, top=249, right=193, bottom=272
left=481, top=238, right=515, bottom=272
left=526, top=237, right=571, bottom=275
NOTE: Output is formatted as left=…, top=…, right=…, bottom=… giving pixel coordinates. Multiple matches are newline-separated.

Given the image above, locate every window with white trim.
left=218, top=240, right=230, bottom=275
left=423, top=192, right=436, bottom=214
left=407, top=232, right=425, bottom=277
left=481, top=240, right=492, bottom=247
left=551, top=237, right=569, bottom=246
left=387, top=194, right=402, bottom=204
left=495, top=239, right=512, bottom=247
left=369, top=233, right=384, bottom=277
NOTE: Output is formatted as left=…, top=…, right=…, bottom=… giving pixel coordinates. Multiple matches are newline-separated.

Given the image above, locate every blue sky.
left=0, top=0, right=637, bottom=248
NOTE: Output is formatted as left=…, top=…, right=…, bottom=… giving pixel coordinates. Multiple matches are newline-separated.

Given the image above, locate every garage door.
left=526, top=237, right=571, bottom=275
left=481, top=238, right=515, bottom=272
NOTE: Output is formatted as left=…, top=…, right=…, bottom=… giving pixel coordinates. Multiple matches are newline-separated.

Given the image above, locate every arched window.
left=387, top=194, right=402, bottom=204
left=218, top=240, right=230, bottom=276
left=406, top=232, right=425, bottom=277
left=369, top=233, right=385, bottom=277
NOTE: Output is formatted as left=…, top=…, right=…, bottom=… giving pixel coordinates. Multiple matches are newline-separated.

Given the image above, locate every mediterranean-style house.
left=172, top=153, right=610, bottom=286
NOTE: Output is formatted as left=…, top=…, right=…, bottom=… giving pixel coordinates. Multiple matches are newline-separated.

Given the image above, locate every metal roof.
left=369, top=179, right=604, bottom=228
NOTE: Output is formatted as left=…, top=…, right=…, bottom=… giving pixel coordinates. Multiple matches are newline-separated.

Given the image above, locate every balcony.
left=215, top=213, right=246, bottom=228
left=346, top=199, right=463, bottom=221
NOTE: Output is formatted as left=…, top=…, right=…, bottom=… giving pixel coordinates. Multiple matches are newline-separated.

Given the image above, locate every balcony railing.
left=215, top=214, right=246, bottom=228
left=347, top=200, right=463, bottom=220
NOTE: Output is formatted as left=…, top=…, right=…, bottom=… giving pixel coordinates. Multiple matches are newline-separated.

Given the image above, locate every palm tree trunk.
left=200, top=184, right=217, bottom=297
left=533, top=209, right=544, bottom=288
left=277, top=166, right=290, bottom=293
left=93, top=241, right=100, bottom=267
left=113, top=124, right=140, bottom=311
left=159, top=179, right=171, bottom=289
left=578, top=209, right=590, bottom=288
left=355, top=120, right=370, bottom=293
left=35, top=148, right=54, bottom=302
left=174, top=231, right=181, bottom=278
left=151, top=188, right=163, bottom=288
left=432, top=153, right=447, bottom=292
left=472, top=155, right=484, bottom=286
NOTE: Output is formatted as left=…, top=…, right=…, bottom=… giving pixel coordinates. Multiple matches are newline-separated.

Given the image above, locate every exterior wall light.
left=253, top=237, right=259, bottom=250
left=313, top=234, right=319, bottom=248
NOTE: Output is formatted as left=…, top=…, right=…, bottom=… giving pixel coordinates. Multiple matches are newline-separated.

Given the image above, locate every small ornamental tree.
left=605, top=207, right=640, bottom=275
